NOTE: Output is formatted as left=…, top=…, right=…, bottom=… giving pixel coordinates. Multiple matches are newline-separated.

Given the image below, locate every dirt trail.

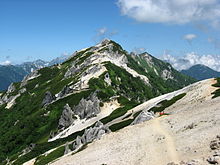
left=152, top=117, right=180, bottom=164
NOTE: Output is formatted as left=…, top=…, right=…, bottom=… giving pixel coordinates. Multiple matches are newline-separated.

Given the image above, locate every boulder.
left=131, top=111, right=154, bottom=125
left=207, top=156, right=219, bottom=164
left=210, top=135, right=220, bottom=150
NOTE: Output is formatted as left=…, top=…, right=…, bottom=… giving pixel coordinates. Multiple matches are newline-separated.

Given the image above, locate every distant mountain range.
left=181, top=64, right=220, bottom=80
left=0, top=55, right=69, bottom=91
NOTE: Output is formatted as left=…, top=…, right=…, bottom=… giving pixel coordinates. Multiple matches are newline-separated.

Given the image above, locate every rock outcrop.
left=20, top=70, right=40, bottom=87
left=70, top=121, right=110, bottom=153
left=42, top=91, right=55, bottom=106
left=56, top=92, right=101, bottom=132
left=64, top=143, right=71, bottom=155
left=104, top=73, right=111, bottom=86
left=7, top=83, right=15, bottom=94
left=131, top=111, right=154, bottom=125
left=73, top=92, right=100, bottom=119
left=64, top=65, right=81, bottom=78
left=56, top=86, right=73, bottom=99
left=19, top=88, right=26, bottom=94
left=58, top=104, right=75, bottom=129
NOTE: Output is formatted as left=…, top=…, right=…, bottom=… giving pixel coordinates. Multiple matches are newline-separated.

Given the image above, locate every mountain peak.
left=181, top=64, right=220, bottom=80
left=100, top=38, right=111, bottom=45
left=0, top=40, right=195, bottom=165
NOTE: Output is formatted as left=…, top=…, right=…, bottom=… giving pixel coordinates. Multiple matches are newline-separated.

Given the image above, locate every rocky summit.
left=0, top=40, right=197, bottom=165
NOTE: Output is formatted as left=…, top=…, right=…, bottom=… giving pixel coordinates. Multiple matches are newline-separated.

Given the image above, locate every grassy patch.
left=150, top=93, right=186, bottom=113
left=100, top=97, right=137, bottom=124
left=35, top=146, right=64, bottom=165
left=12, top=129, right=84, bottom=165
left=133, top=110, right=142, bottom=118
left=109, top=119, right=133, bottom=132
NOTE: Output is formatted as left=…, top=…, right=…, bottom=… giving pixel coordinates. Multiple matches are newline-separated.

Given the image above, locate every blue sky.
left=1, top=0, right=220, bottom=68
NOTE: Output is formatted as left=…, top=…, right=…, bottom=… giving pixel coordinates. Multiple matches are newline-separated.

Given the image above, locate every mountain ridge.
left=181, top=64, right=220, bottom=80
left=0, top=39, right=195, bottom=164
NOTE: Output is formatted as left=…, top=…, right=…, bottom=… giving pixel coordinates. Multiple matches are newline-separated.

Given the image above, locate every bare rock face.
left=0, top=83, right=16, bottom=105
left=1, top=94, right=18, bottom=106
left=0, top=98, right=3, bottom=105
left=131, top=111, right=154, bottom=125
left=64, top=65, right=81, bottom=78
left=42, top=91, right=55, bottom=106
left=104, top=73, right=111, bottom=86
left=7, top=83, right=15, bottom=94
left=56, top=85, right=73, bottom=99
left=70, top=121, right=110, bottom=153
left=73, top=92, right=100, bottom=120
left=20, top=70, right=40, bottom=87
left=19, top=88, right=26, bottom=94
left=58, top=104, right=75, bottom=129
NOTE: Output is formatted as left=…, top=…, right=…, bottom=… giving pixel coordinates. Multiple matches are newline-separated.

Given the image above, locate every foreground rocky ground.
left=50, top=78, right=220, bottom=165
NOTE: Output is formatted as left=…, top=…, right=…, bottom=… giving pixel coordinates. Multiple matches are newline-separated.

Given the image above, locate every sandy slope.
left=51, top=78, right=220, bottom=165
left=152, top=117, right=180, bottom=163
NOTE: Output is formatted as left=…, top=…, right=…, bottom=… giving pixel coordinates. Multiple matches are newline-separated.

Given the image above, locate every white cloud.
left=98, top=27, right=108, bottom=36
left=132, top=47, right=146, bottom=54
left=117, top=0, right=220, bottom=25
left=183, top=34, right=197, bottom=42
left=93, top=27, right=118, bottom=42
left=0, top=60, right=12, bottom=65
left=162, top=52, right=220, bottom=71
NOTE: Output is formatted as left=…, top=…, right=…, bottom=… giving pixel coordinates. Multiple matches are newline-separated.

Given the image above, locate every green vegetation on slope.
left=129, top=53, right=196, bottom=93
left=0, top=66, right=92, bottom=163
left=150, top=93, right=186, bottom=113
left=181, top=64, right=220, bottom=80
left=109, top=119, right=133, bottom=132
left=0, top=40, right=196, bottom=164
left=34, top=146, right=65, bottom=165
